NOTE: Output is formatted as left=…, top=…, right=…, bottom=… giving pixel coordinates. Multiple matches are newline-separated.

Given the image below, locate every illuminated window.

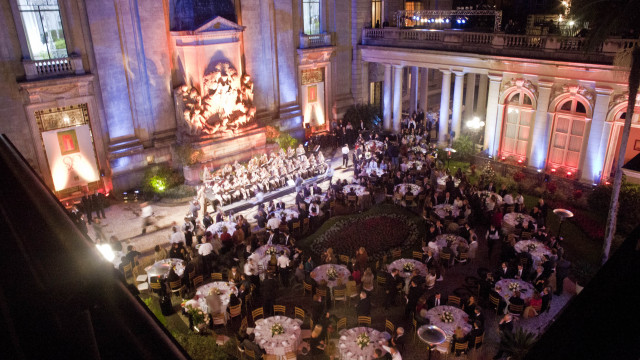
left=303, top=0, right=320, bottom=35
left=372, top=0, right=382, bottom=28
left=17, top=0, right=67, bottom=60
left=548, top=99, right=588, bottom=171
left=501, top=91, right=534, bottom=159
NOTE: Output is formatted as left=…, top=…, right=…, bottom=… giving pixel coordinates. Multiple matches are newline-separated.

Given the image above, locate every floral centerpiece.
left=527, top=243, right=537, bottom=252
left=210, top=287, right=223, bottom=296
left=185, top=304, right=207, bottom=330
left=265, top=246, right=278, bottom=256
left=508, top=282, right=520, bottom=292
left=271, top=323, right=284, bottom=337
left=515, top=214, right=525, bottom=223
left=403, top=262, right=415, bottom=272
left=356, top=333, right=370, bottom=350
left=326, top=266, right=338, bottom=281
left=440, top=311, right=454, bottom=323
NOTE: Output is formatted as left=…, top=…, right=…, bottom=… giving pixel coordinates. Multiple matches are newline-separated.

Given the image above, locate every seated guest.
left=154, top=245, right=167, bottom=262
left=495, top=262, right=512, bottom=280
left=463, top=296, right=477, bottom=317
left=467, top=321, right=484, bottom=349
left=427, top=292, right=444, bottom=309
left=356, top=291, right=372, bottom=316
left=508, top=291, right=525, bottom=312
left=531, top=265, right=547, bottom=291
left=241, top=333, right=264, bottom=359
left=523, top=291, right=543, bottom=319
left=451, top=326, right=469, bottom=355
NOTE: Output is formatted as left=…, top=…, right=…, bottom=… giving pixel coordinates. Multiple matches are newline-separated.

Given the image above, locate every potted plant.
left=174, top=144, right=204, bottom=185
left=570, top=260, right=598, bottom=294
left=498, top=327, right=538, bottom=360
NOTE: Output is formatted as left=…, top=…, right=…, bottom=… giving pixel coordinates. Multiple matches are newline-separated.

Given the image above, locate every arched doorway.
left=499, top=90, right=535, bottom=161
left=547, top=98, right=590, bottom=173
left=604, top=104, right=640, bottom=181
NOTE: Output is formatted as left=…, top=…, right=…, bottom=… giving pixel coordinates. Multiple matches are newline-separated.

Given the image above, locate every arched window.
left=303, top=0, right=320, bottom=35
left=500, top=90, right=534, bottom=159
left=17, top=0, right=67, bottom=60
left=548, top=98, right=589, bottom=171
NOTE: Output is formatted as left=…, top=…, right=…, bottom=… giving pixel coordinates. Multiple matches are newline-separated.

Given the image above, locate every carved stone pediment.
left=195, top=16, right=245, bottom=33
left=501, top=78, right=538, bottom=99
left=551, top=84, right=595, bottom=109
left=297, top=47, right=335, bottom=66
left=19, top=75, right=94, bottom=104
left=608, top=92, right=640, bottom=113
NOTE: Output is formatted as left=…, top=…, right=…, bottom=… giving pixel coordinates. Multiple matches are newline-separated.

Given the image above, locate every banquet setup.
left=114, top=124, right=569, bottom=360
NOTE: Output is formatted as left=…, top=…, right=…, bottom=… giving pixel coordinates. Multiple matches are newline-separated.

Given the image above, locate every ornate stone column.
left=419, top=67, right=429, bottom=111
left=451, top=70, right=465, bottom=139
left=392, top=65, right=404, bottom=132
left=383, top=64, right=392, bottom=130
left=483, top=73, right=503, bottom=156
left=438, top=70, right=452, bottom=144
left=528, top=80, right=554, bottom=169
left=409, top=66, right=419, bottom=114
left=476, top=74, right=488, bottom=116
left=465, top=73, right=476, bottom=120
left=581, top=87, right=613, bottom=182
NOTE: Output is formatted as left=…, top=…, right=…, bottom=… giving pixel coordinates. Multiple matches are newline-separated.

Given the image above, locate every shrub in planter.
left=342, top=103, right=381, bottom=129
left=276, top=133, right=298, bottom=150
left=452, top=135, right=475, bottom=160
left=142, top=164, right=184, bottom=197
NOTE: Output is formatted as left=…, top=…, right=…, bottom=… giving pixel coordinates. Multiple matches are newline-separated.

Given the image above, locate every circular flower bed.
left=311, top=214, right=419, bottom=260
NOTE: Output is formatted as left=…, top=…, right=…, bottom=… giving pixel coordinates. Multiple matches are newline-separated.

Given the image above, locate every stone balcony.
left=22, top=56, right=85, bottom=80
left=362, top=28, right=638, bottom=65
left=299, top=32, right=333, bottom=49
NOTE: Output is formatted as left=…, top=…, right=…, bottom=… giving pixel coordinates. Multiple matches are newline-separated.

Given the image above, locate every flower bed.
left=310, top=214, right=419, bottom=260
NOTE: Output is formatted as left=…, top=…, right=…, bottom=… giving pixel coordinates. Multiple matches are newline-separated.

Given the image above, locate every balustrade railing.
left=299, top=33, right=333, bottom=49
left=23, top=56, right=84, bottom=80
left=362, top=28, right=638, bottom=60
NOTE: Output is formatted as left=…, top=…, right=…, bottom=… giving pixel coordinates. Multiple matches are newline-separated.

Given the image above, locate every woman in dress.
left=355, top=247, right=368, bottom=271
left=361, top=268, right=375, bottom=293
left=322, top=248, right=336, bottom=264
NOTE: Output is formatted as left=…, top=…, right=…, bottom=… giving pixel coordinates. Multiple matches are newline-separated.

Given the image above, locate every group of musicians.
left=202, top=144, right=328, bottom=209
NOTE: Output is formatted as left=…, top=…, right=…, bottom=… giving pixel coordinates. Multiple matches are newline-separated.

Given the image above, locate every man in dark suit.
left=262, top=274, right=279, bottom=317
left=427, top=292, right=443, bottom=309
left=405, top=281, right=422, bottom=319
left=467, top=321, right=484, bottom=349
left=508, top=291, right=525, bottom=314
left=423, top=249, right=435, bottom=269
left=470, top=307, right=485, bottom=329
left=91, top=190, right=106, bottom=219
left=356, top=291, right=371, bottom=316
left=541, top=287, right=552, bottom=313
left=391, top=327, right=407, bottom=354
left=311, top=293, right=324, bottom=324
left=493, top=314, right=514, bottom=359
left=495, top=262, right=512, bottom=280
left=554, top=255, right=571, bottom=295
left=514, top=264, right=528, bottom=281
left=384, top=269, right=400, bottom=309
left=531, top=265, right=547, bottom=291
left=459, top=223, right=471, bottom=241
left=81, top=192, right=93, bottom=224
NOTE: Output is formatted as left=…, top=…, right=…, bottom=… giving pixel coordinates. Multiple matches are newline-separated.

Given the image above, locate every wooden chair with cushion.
left=192, top=274, right=204, bottom=289
left=273, top=304, right=286, bottom=316
left=412, top=251, right=423, bottom=261
left=229, top=303, right=242, bottom=321
left=251, top=307, right=264, bottom=323
left=285, top=352, right=297, bottom=360
left=263, top=355, right=278, bottom=360
left=169, top=280, right=185, bottom=298
left=440, top=252, right=452, bottom=268
left=453, top=341, right=469, bottom=357
left=385, top=319, right=395, bottom=335
left=244, top=349, right=256, bottom=360
left=489, top=293, right=502, bottom=314
left=315, top=288, right=327, bottom=299
left=211, top=272, right=223, bottom=281
left=376, top=274, right=386, bottom=288
left=122, top=262, right=133, bottom=281
left=447, top=295, right=461, bottom=307
left=391, top=249, right=402, bottom=259
left=294, top=306, right=305, bottom=324
left=508, top=303, right=524, bottom=316
left=357, top=316, right=371, bottom=326
left=333, top=288, right=347, bottom=307
left=337, top=317, right=347, bottom=333
left=473, top=333, right=484, bottom=349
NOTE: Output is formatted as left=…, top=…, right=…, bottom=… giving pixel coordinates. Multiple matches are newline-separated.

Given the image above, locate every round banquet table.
left=271, top=208, right=299, bottom=222
left=402, top=160, right=426, bottom=172
left=502, top=213, right=536, bottom=234
left=424, top=306, right=471, bottom=341
left=311, top=264, right=351, bottom=288
left=338, top=327, right=385, bottom=360
left=388, top=259, right=427, bottom=279
left=411, top=146, right=428, bottom=154
left=304, top=194, right=328, bottom=204
left=477, top=191, right=503, bottom=205
left=437, top=176, right=461, bottom=187
left=433, top=204, right=460, bottom=219
left=364, top=140, right=385, bottom=153
left=514, top=240, right=551, bottom=268
left=206, top=221, right=237, bottom=236
left=145, top=258, right=185, bottom=281
left=250, top=245, right=291, bottom=274
left=343, top=184, right=367, bottom=196
left=431, top=234, right=467, bottom=258
left=253, top=316, right=302, bottom=356
left=394, top=183, right=422, bottom=196
left=495, top=278, right=536, bottom=303
left=193, top=281, right=238, bottom=314
left=363, top=167, right=385, bottom=177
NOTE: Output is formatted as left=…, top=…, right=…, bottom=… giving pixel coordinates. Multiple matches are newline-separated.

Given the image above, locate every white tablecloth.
left=145, top=258, right=185, bottom=280
left=339, top=327, right=385, bottom=360
left=343, top=184, right=367, bottom=196
left=311, top=264, right=351, bottom=288
left=495, top=278, right=536, bottom=303
left=514, top=240, right=551, bottom=268
left=363, top=167, right=385, bottom=177
left=502, top=213, right=536, bottom=234
left=207, top=221, right=237, bottom=236
left=250, top=245, right=291, bottom=274
left=433, top=204, right=460, bottom=219
left=394, top=183, right=422, bottom=196
left=194, top=281, right=238, bottom=314
left=432, top=234, right=467, bottom=258
left=424, top=306, right=471, bottom=340
left=388, top=259, right=427, bottom=279
left=271, top=208, right=299, bottom=222
left=411, top=146, right=428, bottom=154
left=305, top=194, right=328, bottom=204
left=437, top=176, right=461, bottom=187
left=254, top=316, right=302, bottom=356
left=364, top=140, right=385, bottom=153
left=405, top=160, right=426, bottom=171
left=477, top=191, right=503, bottom=205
